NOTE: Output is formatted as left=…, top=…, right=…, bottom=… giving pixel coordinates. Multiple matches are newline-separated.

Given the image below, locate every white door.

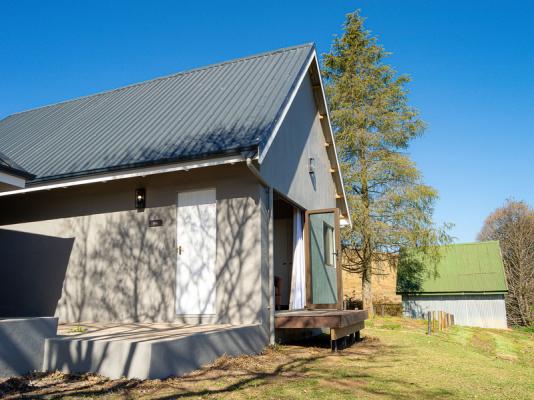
left=176, top=189, right=217, bottom=315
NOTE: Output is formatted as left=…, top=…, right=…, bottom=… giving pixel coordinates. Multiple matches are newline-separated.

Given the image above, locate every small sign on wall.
left=148, top=219, right=163, bottom=227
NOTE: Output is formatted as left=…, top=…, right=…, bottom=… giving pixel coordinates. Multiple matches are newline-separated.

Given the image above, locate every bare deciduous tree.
left=478, top=199, right=534, bottom=326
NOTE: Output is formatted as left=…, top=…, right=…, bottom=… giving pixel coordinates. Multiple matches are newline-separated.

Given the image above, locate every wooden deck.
left=274, top=309, right=368, bottom=351
left=274, top=309, right=368, bottom=329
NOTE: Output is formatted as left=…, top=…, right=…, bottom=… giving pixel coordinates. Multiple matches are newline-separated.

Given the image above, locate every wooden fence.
left=427, top=311, right=454, bottom=335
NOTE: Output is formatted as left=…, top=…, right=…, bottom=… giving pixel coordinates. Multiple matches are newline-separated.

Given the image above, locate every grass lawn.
left=1, top=317, right=533, bottom=399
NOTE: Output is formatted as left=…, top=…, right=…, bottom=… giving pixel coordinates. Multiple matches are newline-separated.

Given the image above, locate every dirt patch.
left=0, top=372, right=139, bottom=399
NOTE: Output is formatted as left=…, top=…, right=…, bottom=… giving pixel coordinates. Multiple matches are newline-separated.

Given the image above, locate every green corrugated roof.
left=399, top=241, right=508, bottom=295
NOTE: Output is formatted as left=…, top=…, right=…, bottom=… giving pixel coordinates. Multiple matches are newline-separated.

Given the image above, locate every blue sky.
left=1, top=1, right=532, bottom=242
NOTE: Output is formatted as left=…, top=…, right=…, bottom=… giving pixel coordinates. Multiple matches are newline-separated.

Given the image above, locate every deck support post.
left=330, top=321, right=364, bottom=351
left=331, top=338, right=338, bottom=352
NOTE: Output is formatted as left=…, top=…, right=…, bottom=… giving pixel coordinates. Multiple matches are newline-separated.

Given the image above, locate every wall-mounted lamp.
left=308, top=157, right=316, bottom=174
left=135, top=188, right=146, bottom=210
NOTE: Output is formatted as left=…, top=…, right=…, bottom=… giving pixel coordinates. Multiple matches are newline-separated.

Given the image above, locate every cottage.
left=0, top=43, right=367, bottom=378
left=399, top=241, right=508, bottom=329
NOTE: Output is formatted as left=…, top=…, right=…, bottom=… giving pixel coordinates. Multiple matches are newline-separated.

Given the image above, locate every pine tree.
left=322, top=11, right=450, bottom=312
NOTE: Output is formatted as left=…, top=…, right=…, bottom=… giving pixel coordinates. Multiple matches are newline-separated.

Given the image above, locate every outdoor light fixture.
left=135, top=188, right=146, bottom=210
left=309, top=157, right=316, bottom=174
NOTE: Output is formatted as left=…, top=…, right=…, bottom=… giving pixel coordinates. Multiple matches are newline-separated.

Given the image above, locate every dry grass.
left=1, top=317, right=533, bottom=399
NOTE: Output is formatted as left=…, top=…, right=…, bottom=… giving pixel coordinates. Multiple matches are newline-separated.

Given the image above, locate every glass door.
left=304, top=208, right=342, bottom=309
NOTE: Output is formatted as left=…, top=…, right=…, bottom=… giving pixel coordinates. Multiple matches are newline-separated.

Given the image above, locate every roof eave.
left=0, top=164, right=34, bottom=180
left=0, top=149, right=256, bottom=198
left=398, top=290, right=509, bottom=296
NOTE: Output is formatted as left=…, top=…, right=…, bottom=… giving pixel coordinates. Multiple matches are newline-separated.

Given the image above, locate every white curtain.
left=289, top=209, right=306, bottom=309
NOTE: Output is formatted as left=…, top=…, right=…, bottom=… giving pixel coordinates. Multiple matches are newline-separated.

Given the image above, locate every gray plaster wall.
left=0, top=165, right=265, bottom=326
left=0, top=317, right=58, bottom=377
left=260, top=74, right=337, bottom=211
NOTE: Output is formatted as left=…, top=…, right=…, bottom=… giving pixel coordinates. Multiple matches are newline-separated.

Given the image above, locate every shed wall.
left=0, top=165, right=265, bottom=327
left=403, top=294, right=507, bottom=329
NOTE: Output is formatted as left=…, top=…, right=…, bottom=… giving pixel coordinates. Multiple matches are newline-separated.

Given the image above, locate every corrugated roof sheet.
left=400, top=241, right=508, bottom=294
left=0, top=151, right=33, bottom=179
left=0, top=43, right=314, bottom=183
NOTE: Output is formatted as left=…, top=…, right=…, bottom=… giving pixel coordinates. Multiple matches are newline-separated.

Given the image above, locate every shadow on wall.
left=1, top=191, right=261, bottom=324
left=214, top=197, right=261, bottom=325
left=56, top=197, right=260, bottom=324
left=0, top=229, right=73, bottom=317
left=57, top=207, right=176, bottom=323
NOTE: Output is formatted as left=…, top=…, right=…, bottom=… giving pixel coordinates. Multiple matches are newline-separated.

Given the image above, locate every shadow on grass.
left=0, top=334, right=455, bottom=400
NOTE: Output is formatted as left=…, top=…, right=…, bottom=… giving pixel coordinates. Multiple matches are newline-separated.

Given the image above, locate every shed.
left=398, top=241, right=508, bottom=329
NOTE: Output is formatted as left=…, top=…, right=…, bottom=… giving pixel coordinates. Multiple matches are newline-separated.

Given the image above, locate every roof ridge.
left=3, top=43, right=315, bottom=119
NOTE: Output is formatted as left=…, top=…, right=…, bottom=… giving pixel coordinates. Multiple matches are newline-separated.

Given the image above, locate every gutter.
left=245, top=157, right=269, bottom=187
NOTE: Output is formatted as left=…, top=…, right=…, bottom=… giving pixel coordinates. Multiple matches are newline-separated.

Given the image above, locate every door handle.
left=177, top=246, right=183, bottom=255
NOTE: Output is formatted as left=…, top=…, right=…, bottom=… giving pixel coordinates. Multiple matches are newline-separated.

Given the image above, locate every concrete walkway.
left=58, top=322, right=235, bottom=341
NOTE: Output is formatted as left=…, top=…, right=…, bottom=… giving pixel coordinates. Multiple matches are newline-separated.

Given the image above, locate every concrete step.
left=43, top=323, right=266, bottom=379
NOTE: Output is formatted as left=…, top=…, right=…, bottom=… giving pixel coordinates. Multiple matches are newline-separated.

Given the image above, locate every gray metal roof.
left=0, top=151, right=33, bottom=179
left=0, top=43, right=314, bottom=183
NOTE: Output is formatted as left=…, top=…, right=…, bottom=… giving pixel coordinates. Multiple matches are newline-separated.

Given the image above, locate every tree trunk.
left=359, top=141, right=373, bottom=314
left=362, top=259, right=373, bottom=314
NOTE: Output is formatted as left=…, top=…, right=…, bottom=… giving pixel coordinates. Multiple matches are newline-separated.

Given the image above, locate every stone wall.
left=342, top=255, right=402, bottom=304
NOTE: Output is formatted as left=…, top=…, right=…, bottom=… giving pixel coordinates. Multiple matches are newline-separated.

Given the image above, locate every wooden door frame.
left=304, top=208, right=343, bottom=310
